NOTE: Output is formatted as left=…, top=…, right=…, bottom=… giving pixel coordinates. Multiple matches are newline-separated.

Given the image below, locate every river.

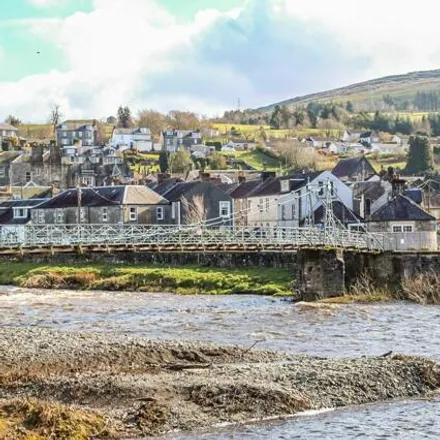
left=1, top=286, right=440, bottom=438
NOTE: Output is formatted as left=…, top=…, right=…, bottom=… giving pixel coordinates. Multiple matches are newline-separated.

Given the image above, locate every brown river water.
left=1, top=286, right=440, bottom=439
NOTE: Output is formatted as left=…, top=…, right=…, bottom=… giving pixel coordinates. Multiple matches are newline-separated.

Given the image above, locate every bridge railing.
left=0, top=224, right=388, bottom=251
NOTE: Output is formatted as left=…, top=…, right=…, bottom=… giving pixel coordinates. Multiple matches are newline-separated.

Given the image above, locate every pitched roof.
left=352, top=180, right=391, bottom=203
left=37, top=185, right=167, bottom=209
left=158, top=181, right=204, bottom=202
left=332, top=157, right=375, bottom=178
left=229, top=179, right=264, bottom=199
left=367, top=194, right=435, bottom=222
left=312, top=201, right=362, bottom=225
left=0, top=123, right=19, bottom=131
left=57, top=120, right=96, bottom=131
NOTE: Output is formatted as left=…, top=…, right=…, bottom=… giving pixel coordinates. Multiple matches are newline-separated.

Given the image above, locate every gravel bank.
left=1, top=327, right=439, bottom=438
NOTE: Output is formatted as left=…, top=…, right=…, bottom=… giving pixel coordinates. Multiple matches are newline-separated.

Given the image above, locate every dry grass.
left=0, top=398, right=116, bottom=439
left=401, top=272, right=440, bottom=305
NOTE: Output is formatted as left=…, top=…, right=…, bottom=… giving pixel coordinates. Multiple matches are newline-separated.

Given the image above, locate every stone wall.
left=8, top=251, right=298, bottom=269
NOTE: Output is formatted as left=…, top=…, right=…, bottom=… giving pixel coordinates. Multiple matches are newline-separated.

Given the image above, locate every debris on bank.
left=1, top=327, right=439, bottom=438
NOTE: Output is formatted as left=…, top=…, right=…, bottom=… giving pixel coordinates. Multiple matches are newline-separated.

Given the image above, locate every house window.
left=129, top=207, right=137, bottom=222
left=281, top=205, right=287, bottom=220
left=81, top=176, right=95, bottom=186
left=291, top=204, right=296, bottom=220
left=55, top=209, right=64, bottom=224
left=318, top=181, right=324, bottom=196
left=0, top=168, right=5, bottom=178
left=403, top=225, right=413, bottom=233
left=392, top=225, right=413, bottom=233
left=171, top=202, right=176, bottom=220
left=38, top=210, right=44, bottom=224
left=25, top=172, right=31, bottom=182
left=259, top=199, right=264, bottom=213
left=265, top=198, right=270, bottom=212
left=157, top=207, right=164, bottom=221
left=80, top=208, right=86, bottom=223
left=13, top=208, right=27, bottom=219
left=219, top=201, right=231, bottom=218
left=102, top=208, right=108, bottom=223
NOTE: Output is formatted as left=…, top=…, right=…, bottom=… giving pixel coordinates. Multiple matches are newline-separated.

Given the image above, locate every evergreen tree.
left=270, top=105, right=283, bottom=129
left=346, top=101, right=354, bottom=113
left=159, top=150, right=169, bottom=173
left=405, top=136, right=433, bottom=174
left=117, top=106, right=133, bottom=128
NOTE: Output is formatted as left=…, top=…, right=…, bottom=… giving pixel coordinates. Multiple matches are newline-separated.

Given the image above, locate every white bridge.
left=0, top=224, right=387, bottom=255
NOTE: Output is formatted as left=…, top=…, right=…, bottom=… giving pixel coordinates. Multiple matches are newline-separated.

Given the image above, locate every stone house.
left=366, top=194, right=437, bottom=251
left=150, top=180, right=233, bottom=226
left=332, top=156, right=377, bottom=183
left=32, top=185, right=170, bottom=225
left=56, top=120, right=97, bottom=147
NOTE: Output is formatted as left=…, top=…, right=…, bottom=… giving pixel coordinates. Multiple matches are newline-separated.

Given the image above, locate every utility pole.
left=77, top=178, right=82, bottom=225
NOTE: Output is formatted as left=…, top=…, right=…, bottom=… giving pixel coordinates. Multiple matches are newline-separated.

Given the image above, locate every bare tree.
left=181, top=195, right=206, bottom=225
left=49, top=104, right=62, bottom=136
left=137, top=109, right=167, bottom=142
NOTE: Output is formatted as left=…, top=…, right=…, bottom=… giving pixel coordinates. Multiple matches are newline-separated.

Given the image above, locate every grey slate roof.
left=37, top=185, right=167, bottom=209
left=367, top=194, right=435, bottom=222
left=312, top=201, right=362, bottom=225
left=332, top=157, right=375, bottom=178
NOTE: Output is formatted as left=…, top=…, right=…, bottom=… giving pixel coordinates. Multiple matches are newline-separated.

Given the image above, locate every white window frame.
left=38, top=209, right=44, bottom=224
left=171, top=202, right=176, bottom=220
left=102, top=207, right=108, bottom=223
left=0, top=168, right=5, bottom=178
left=281, top=205, right=287, bottom=221
left=219, top=201, right=231, bottom=218
left=25, top=172, right=31, bottom=183
left=13, top=208, right=27, bottom=219
left=403, top=225, right=413, bottom=233
left=156, top=206, right=164, bottom=221
left=129, top=207, right=138, bottom=222
left=392, top=225, right=414, bottom=233
left=265, top=198, right=270, bottom=212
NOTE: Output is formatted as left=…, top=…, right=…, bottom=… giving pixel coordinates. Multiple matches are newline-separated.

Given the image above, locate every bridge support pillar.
left=296, top=249, right=346, bottom=301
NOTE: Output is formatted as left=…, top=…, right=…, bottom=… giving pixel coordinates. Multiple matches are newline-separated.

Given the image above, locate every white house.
left=229, top=171, right=352, bottom=228
left=111, top=127, right=153, bottom=152
left=278, top=171, right=353, bottom=228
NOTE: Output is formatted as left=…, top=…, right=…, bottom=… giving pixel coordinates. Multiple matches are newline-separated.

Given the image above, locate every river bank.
left=0, top=262, right=293, bottom=296
left=0, top=327, right=439, bottom=439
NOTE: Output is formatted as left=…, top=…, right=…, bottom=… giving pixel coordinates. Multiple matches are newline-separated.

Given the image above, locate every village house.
left=332, top=156, right=378, bottom=183
left=352, top=180, right=392, bottom=218
left=111, top=127, right=156, bottom=152
left=56, top=120, right=97, bottom=147
left=150, top=179, right=233, bottom=226
left=366, top=193, right=437, bottom=251
left=226, top=171, right=352, bottom=228
left=0, top=198, right=48, bottom=242
left=359, top=131, right=380, bottom=145
left=163, top=130, right=203, bottom=153
left=31, top=185, right=170, bottom=225
left=226, top=139, right=257, bottom=150
left=0, top=123, right=19, bottom=141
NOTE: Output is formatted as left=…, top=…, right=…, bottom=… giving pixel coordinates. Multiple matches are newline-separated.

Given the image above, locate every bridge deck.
left=0, top=224, right=387, bottom=256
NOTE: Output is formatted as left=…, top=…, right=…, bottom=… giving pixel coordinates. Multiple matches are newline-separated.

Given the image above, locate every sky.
left=1, top=0, right=440, bottom=122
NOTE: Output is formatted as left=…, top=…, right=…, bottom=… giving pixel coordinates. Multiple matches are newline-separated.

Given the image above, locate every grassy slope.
left=0, top=262, right=293, bottom=296
left=258, top=69, right=440, bottom=112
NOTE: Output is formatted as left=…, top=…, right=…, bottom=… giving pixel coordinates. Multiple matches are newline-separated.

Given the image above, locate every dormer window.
left=13, top=208, right=28, bottom=219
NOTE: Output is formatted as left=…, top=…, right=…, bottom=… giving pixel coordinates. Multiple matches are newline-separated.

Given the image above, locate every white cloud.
left=2, top=0, right=440, bottom=121
left=28, top=0, right=67, bottom=7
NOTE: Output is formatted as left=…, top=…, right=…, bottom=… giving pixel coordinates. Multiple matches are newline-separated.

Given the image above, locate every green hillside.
left=258, top=69, right=440, bottom=113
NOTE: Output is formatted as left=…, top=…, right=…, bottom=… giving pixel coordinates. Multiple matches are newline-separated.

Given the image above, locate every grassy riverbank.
left=0, top=262, right=293, bottom=296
